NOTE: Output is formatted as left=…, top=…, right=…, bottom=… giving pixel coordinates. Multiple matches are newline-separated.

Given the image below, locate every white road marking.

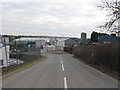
left=59, top=56, right=62, bottom=60
left=59, top=56, right=67, bottom=89
left=64, top=77, right=68, bottom=89
left=61, top=60, right=63, bottom=64
left=62, top=64, right=65, bottom=71
left=59, top=56, right=63, bottom=64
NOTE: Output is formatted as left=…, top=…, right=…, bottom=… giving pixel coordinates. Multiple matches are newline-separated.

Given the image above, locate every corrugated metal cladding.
left=98, top=35, right=118, bottom=43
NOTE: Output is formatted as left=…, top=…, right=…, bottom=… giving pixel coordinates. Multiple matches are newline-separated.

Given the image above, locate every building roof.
left=65, top=38, right=81, bottom=46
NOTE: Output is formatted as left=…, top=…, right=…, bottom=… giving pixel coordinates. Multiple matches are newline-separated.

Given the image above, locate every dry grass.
left=73, top=44, right=119, bottom=79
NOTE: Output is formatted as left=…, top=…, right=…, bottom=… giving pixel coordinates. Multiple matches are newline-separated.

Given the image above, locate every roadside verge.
left=74, top=56, right=118, bottom=82
left=2, top=56, right=47, bottom=79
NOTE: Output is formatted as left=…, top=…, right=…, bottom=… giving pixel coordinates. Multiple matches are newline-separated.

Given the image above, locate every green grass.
left=2, top=56, right=47, bottom=76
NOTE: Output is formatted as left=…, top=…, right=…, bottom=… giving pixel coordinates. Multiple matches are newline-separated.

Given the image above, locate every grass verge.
left=74, top=56, right=119, bottom=80
left=2, top=56, right=47, bottom=76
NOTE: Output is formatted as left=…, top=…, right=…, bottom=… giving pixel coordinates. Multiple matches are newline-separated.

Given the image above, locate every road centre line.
left=59, top=56, right=61, bottom=59
left=59, top=56, right=62, bottom=60
left=61, top=60, right=63, bottom=64
left=59, top=56, right=67, bottom=89
left=59, top=56, right=63, bottom=64
left=64, top=77, right=68, bottom=89
left=61, top=64, right=65, bottom=71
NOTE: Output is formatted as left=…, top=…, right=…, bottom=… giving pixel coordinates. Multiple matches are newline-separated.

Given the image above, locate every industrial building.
left=0, top=36, right=10, bottom=68
left=81, top=32, right=87, bottom=44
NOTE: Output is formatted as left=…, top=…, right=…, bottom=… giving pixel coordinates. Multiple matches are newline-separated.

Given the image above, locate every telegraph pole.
left=3, top=36, right=9, bottom=70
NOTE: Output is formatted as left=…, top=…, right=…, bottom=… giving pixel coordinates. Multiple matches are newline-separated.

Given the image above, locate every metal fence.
left=10, top=39, right=41, bottom=63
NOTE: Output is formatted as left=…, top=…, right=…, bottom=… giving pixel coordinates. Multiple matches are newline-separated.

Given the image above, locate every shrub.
left=73, top=44, right=119, bottom=73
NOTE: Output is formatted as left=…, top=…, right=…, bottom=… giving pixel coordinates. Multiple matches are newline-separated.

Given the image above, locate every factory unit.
left=0, top=36, right=10, bottom=68
left=56, top=39, right=65, bottom=51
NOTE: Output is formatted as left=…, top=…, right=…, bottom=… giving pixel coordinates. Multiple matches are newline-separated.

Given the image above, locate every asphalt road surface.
left=2, top=53, right=118, bottom=88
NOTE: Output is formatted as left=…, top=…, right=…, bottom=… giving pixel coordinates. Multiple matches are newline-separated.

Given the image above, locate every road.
left=2, top=53, right=118, bottom=88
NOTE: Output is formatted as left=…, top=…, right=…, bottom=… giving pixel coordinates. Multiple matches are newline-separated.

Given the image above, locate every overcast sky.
left=1, top=0, right=109, bottom=38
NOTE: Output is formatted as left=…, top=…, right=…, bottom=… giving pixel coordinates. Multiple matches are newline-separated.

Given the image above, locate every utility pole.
left=17, top=38, right=20, bottom=64
left=15, top=40, right=18, bottom=65
left=3, top=36, right=9, bottom=70
left=56, top=38, right=58, bottom=51
left=39, top=39, right=41, bottom=56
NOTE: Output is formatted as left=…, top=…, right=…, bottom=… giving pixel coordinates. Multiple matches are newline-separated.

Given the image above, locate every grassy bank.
left=2, top=56, right=47, bottom=76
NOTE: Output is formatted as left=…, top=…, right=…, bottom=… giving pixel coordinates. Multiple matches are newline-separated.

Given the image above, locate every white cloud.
left=1, top=0, right=107, bottom=38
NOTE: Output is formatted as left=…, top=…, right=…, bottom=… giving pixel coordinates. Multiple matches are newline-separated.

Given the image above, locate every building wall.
left=98, top=36, right=118, bottom=44
left=0, top=45, right=10, bottom=68
left=65, top=38, right=80, bottom=47
left=56, top=40, right=65, bottom=51
left=42, top=45, right=55, bottom=52
left=81, top=32, right=87, bottom=43
left=0, top=37, right=10, bottom=68
left=49, top=38, right=56, bottom=45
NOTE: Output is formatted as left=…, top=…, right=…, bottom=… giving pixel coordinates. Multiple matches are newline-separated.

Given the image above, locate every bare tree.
left=98, top=0, right=120, bottom=32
